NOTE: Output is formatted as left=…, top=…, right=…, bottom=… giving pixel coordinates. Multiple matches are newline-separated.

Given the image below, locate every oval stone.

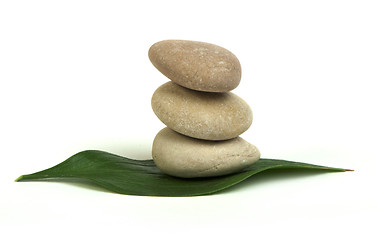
left=152, top=128, right=260, bottom=178
left=151, top=82, right=253, bottom=141
left=148, top=40, right=241, bottom=92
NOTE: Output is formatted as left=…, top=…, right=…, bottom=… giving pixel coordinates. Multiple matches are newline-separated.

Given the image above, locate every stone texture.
left=149, top=40, right=241, bottom=92
left=152, top=128, right=260, bottom=178
left=151, top=82, right=253, bottom=141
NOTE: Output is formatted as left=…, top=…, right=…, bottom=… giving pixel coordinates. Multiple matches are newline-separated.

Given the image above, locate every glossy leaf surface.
left=16, top=150, right=351, bottom=196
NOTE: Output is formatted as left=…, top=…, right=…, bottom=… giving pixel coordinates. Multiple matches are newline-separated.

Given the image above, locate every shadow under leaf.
left=221, top=168, right=341, bottom=194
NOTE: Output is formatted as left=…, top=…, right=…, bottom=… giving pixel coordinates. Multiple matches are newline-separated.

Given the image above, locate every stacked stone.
left=149, top=40, right=260, bottom=178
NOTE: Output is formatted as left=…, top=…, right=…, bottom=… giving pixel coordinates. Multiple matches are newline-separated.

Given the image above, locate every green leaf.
left=15, top=150, right=352, bottom=196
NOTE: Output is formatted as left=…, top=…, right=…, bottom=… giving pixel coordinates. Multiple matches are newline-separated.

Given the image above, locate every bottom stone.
left=152, top=128, right=260, bottom=178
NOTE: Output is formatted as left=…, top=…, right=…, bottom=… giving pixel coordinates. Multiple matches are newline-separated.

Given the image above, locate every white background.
left=1, top=0, right=376, bottom=239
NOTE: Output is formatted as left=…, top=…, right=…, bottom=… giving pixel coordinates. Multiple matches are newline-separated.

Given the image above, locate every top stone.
left=148, top=40, right=241, bottom=92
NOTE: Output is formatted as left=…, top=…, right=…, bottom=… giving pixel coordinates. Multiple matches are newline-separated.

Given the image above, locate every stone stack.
left=149, top=40, right=260, bottom=178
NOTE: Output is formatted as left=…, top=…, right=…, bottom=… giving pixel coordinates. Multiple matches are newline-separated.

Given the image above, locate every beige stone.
left=148, top=40, right=241, bottom=92
left=151, top=82, right=253, bottom=141
left=152, top=128, right=260, bottom=178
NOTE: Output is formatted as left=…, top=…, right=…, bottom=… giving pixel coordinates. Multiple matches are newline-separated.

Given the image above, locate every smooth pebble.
left=152, top=128, right=260, bottom=178
left=149, top=40, right=241, bottom=92
left=151, top=82, right=253, bottom=141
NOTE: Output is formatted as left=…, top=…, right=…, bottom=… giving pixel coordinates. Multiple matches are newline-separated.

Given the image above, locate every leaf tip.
left=15, top=175, right=24, bottom=182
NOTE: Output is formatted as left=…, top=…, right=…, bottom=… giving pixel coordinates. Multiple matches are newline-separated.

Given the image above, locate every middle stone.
left=151, top=82, right=253, bottom=140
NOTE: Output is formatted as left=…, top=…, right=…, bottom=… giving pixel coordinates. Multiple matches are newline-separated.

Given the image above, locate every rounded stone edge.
left=152, top=128, right=261, bottom=178
left=148, top=39, right=242, bottom=93
left=151, top=82, right=253, bottom=141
